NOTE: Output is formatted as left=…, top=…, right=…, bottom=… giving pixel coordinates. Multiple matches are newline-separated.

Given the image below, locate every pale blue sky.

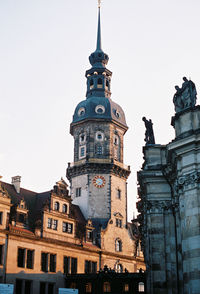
left=1, top=0, right=200, bottom=219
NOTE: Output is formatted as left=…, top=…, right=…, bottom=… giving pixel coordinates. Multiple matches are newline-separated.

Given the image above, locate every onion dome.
left=71, top=6, right=127, bottom=131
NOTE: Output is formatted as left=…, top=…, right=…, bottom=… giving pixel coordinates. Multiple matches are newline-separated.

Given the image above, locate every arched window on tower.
left=90, top=79, right=94, bottom=90
left=97, top=78, right=103, bottom=88
left=113, top=134, right=120, bottom=161
left=105, top=79, right=109, bottom=90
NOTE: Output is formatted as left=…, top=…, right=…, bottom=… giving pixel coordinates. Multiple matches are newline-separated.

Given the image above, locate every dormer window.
left=78, top=107, right=85, bottom=117
left=95, top=105, right=105, bottom=114
left=87, top=230, right=93, bottom=241
left=54, top=202, right=60, bottom=211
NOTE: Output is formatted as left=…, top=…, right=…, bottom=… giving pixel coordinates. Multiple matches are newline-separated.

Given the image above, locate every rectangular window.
left=76, top=187, right=81, bottom=197
left=63, top=222, right=73, bottom=234
left=92, top=261, right=97, bottom=273
left=17, top=248, right=25, bottom=268
left=0, top=245, right=4, bottom=265
left=71, top=257, right=77, bottom=274
left=85, top=260, right=97, bottom=273
left=47, top=218, right=52, bottom=229
left=50, top=254, right=56, bottom=272
left=116, top=218, right=122, bottom=228
left=0, top=212, right=3, bottom=225
left=117, top=189, right=121, bottom=199
left=41, top=253, right=48, bottom=272
left=62, top=222, right=67, bottom=232
left=68, top=223, right=73, bottom=234
left=52, top=219, right=58, bottom=230
left=63, top=256, right=70, bottom=274
left=97, top=145, right=103, bottom=155
left=85, top=260, right=91, bottom=274
left=79, top=146, right=86, bottom=159
left=26, top=250, right=34, bottom=269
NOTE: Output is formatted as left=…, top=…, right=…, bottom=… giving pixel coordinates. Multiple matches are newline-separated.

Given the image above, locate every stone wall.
left=138, top=106, right=200, bottom=294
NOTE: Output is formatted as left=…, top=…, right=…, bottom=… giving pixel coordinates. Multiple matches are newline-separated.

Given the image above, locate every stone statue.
left=142, top=117, right=155, bottom=145
left=173, top=77, right=197, bottom=113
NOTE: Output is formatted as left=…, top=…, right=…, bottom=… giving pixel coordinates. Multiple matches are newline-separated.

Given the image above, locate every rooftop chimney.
left=12, top=176, right=21, bottom=194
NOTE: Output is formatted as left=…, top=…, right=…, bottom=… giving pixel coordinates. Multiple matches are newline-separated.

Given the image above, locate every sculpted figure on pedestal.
left=173, top=77, right=197, bottom=113
left=142, top=117, right=155, bottom=145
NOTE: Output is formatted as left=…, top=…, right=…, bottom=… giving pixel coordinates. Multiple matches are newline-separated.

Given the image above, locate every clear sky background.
left=0, top=0, right=200, bottom=220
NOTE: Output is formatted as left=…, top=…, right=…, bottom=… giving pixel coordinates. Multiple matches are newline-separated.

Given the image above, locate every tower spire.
left=96, top=4, right=102, bottom=51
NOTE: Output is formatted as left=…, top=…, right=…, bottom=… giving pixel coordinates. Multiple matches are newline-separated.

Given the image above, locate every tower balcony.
left=67, top=158, right=131, bottom=180
left=68, top=158, right=130, bottom=170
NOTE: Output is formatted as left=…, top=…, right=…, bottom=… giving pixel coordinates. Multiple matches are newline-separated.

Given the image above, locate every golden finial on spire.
left=98, top=0, right=101, bottom=9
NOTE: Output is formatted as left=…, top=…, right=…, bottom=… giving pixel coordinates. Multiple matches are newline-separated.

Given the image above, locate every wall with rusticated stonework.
left=138, top=106, right=200, bottom=294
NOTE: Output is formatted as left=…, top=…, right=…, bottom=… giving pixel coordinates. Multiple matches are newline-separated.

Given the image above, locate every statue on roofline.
left=173, top=77, right=197, bottom=113
left=142, top=117, right=155, bottom=145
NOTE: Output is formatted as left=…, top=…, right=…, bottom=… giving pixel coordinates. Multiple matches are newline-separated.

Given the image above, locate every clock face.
left=93, top=176, right=106, bottom=188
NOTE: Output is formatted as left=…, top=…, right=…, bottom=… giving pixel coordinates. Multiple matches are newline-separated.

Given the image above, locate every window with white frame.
left=52, top=220, right=58, bottom=230
left=47, top=218, right=52, bottom=229
left=95, top=131, right=104, bottom=141
left=79, top=145, right=86, bottom=159
left=63, top=222, right=73, bottom=234
left=62, top=204, right=68, bottom=213
left=79, top=133, right=86, bottom=144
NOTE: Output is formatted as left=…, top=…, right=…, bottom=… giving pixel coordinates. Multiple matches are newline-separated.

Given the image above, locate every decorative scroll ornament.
left=176, top=172, right=200, bottom=189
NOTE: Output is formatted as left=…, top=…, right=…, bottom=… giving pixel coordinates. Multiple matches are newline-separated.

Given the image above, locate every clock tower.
left=66, top=6, right=130, bottom=228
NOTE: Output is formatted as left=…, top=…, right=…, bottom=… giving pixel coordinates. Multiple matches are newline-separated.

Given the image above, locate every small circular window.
left=78, top=107, right=85, bottom=117
left=96, top=131, right=104, bottom=141
left=95, top=105, right=105, bottom=114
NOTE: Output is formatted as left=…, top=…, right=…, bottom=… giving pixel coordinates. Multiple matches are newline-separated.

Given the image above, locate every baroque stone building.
left=137, top=78, right=200, bottom=294
left=0, top=6, right=144, bottom=294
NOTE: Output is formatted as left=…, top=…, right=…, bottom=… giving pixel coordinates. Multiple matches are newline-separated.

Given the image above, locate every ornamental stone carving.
left=176, top=172, right=200, bottom=190
left=146, top=200, right=172, bottom=213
